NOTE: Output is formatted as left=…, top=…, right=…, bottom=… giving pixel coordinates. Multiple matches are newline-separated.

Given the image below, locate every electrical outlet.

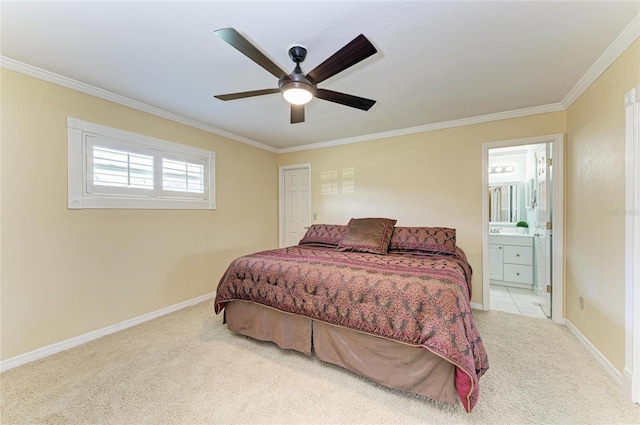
left=313, top=213, right=317, bottom=220
left=579, top=296, right=584, bottom=310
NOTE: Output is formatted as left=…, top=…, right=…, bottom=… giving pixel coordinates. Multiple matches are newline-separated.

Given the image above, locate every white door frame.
left=624, top=85, right=640, bottom=403
left=278, top=163, right=312, bottom=248
left=481, top=133, right=565, bottom=324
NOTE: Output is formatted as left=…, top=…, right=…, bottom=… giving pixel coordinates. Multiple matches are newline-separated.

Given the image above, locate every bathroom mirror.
left=489, top=183, right=521, bottom=223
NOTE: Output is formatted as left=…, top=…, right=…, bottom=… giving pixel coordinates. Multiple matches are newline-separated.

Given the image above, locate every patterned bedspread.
left=214, top=245, right=488, bottom=412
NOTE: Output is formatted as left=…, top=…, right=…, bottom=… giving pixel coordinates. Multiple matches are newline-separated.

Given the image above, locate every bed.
left=214, top=219, right=489, bottom=412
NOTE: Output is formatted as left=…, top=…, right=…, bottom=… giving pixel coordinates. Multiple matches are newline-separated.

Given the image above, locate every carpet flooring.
left=1, top=301, right=639, bottom=424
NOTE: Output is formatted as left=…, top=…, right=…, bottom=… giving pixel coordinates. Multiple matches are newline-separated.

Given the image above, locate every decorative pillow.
left=389, top=226, right=457, bottom=255
left=337, top=218, right=397, bottom=255
left=299, top=224, right=347, bottom=247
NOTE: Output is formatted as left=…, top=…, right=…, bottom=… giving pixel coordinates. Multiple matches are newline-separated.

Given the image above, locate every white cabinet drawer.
left=503, top=264, right=533, bottom=284
left=504, top=245, right=533, bottom=265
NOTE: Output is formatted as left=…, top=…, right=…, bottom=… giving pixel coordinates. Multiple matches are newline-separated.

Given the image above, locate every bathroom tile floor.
left=490, top=284, right=548, bottom=319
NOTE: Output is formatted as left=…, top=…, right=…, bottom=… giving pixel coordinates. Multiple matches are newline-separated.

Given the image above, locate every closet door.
left=280, top=165, right=312, bottom=247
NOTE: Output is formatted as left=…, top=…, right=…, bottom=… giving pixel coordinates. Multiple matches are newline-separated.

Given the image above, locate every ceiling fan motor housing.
left=279, top=47, right=316, bottom=96
left=278, top=73, right=316, bottom=97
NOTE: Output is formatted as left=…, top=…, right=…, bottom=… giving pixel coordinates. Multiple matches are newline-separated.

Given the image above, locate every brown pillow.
left=388, top=226, right=457, bottom=255
left=299, top=224, right=347, bottom=247
left=337, top=218, right=397, bottom=255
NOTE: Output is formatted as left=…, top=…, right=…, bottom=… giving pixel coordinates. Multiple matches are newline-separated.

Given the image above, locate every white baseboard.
left=564, top=319, right=623, bottom=387
left=470, top=302, right=485, bottom=311
left=0, top=292, right=216, bottom=373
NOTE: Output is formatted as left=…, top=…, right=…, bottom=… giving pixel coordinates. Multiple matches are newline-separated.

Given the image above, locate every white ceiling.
left=1, top=1, right=639, bottom=151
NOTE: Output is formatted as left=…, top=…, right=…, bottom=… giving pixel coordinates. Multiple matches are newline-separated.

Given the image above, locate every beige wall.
left=0, top=69, right=279, bottom=360
left=279, top=112, right=566, bottom=305
left=565, top=38, right=640, bottom=371
left=2, top=38, right=637, bottom=373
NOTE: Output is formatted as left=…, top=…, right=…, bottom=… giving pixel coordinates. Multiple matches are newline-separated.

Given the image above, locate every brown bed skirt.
left=224, top=300, right=459, bottom=405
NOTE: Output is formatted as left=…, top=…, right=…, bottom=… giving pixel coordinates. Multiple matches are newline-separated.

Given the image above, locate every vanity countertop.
left=489, top=233, right=534, bottom=246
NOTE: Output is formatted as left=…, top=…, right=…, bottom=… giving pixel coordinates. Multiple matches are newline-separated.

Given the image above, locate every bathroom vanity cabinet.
left=489, top=234, right=534, bottom=289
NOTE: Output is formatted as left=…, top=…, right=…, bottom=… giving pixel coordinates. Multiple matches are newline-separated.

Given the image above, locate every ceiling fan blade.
left=215, top=28, right=288, bottom=79
left=291, top=104, right=305, bottom=124
left=315, top=89, right=376, bottom=111
left=306, top=34, right=377, bottom=84
left=214, top=88, right=280, bottom=101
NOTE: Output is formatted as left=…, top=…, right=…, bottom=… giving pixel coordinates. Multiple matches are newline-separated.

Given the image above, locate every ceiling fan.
left=214, top=28, right=377, bottom=124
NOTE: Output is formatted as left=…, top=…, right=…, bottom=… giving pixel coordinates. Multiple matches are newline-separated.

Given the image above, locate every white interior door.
left=534, top=144, right=553, bottom=317
left=280, top=165, right=311, bottom=247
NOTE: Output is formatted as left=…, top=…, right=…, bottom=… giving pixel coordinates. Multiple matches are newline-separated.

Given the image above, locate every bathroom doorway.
left=482, top=134, right=564, bottom=324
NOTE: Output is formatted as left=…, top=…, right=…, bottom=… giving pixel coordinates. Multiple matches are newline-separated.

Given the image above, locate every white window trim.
left=67, top=117, right=216, bottom=210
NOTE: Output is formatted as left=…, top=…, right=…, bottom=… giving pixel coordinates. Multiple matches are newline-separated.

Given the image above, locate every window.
left=68, top=117, right=216, bottom=209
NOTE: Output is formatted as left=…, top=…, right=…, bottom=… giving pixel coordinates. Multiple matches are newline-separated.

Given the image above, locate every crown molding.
left=562, top=14, right=640, bottom=109
left=277, top=103, right=565, bottom=153
left=0, top=56, right=278, bottom=153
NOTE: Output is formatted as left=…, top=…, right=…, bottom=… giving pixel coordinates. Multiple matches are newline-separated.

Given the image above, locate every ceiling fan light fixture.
left=281, top=81, right=314, bottom=105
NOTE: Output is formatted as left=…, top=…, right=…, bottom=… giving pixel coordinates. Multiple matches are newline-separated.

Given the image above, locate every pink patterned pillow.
left=337, top=218, right=397, bottom=255
left=299, top=224, right=347, bottom=247
left=389, top=226, right=457, bottom=255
